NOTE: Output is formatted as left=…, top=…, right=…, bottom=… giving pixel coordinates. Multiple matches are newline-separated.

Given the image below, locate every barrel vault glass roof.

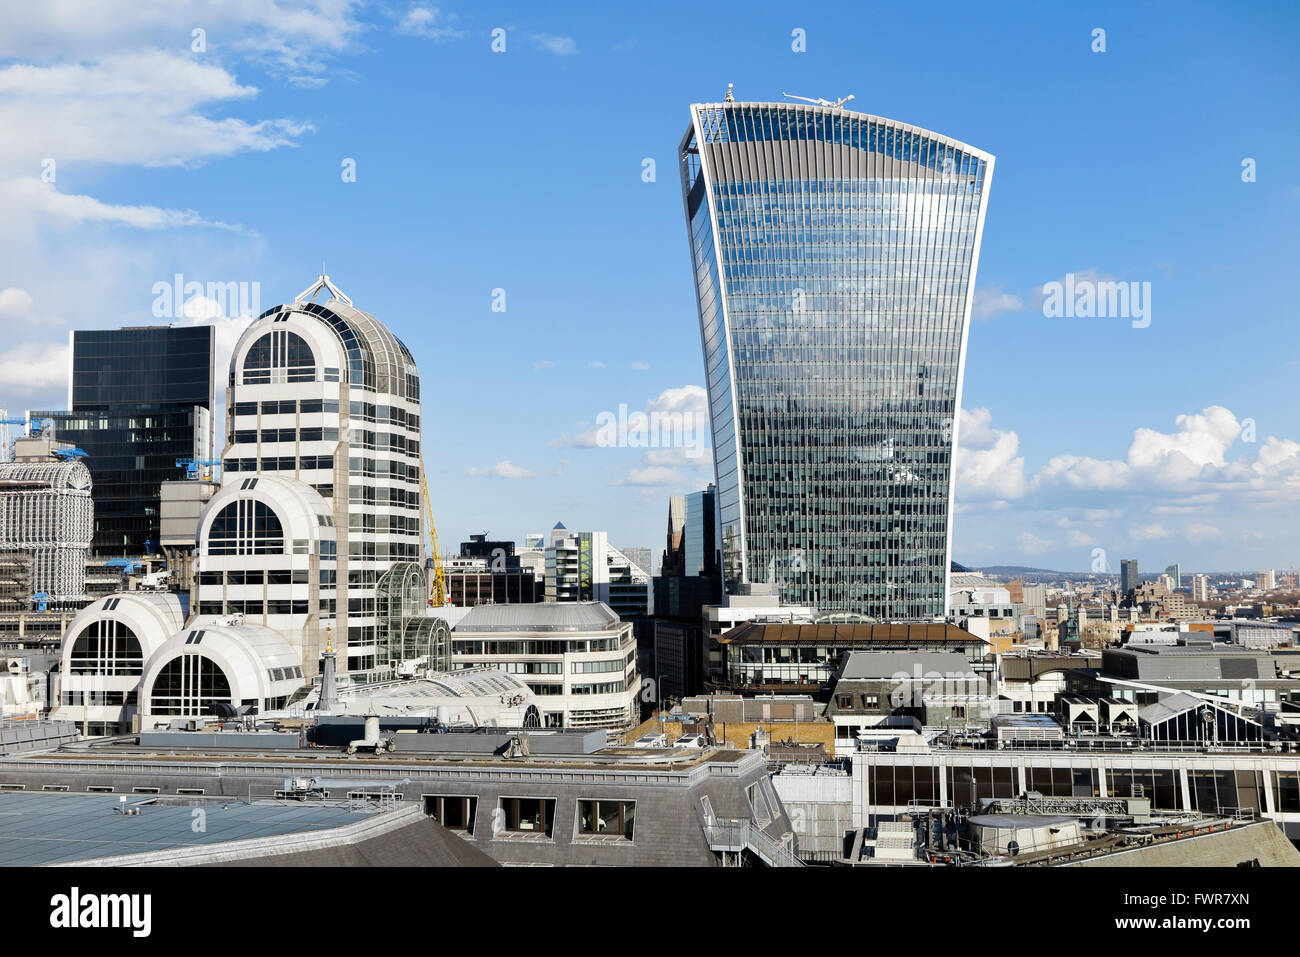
left=679, top=101, right=994, bottom=619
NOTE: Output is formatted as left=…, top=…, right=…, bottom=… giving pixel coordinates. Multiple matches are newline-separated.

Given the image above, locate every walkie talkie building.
left=679, top=98, right=994, bottom=618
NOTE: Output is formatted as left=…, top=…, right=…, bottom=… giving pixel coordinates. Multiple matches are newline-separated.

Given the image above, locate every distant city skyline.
left=0, top=3, right=1297, bottom=573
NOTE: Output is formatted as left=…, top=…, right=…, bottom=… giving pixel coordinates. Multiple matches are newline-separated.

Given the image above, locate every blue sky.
left=0, top=1, right=1297, bottom=574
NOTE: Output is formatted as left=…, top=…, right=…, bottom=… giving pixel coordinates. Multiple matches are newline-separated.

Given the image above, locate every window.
left=243, top=329, right=316, bottom=384
left=576, top=800, right=635, bottom=840
left=149, top=654, right=232, bottom=716
left=572, top=659, right=623, bottom=674
left=207, top=499, right=285, bottom=555
left=69, top=619, right=143, bottom=676
left=425, top=795, right=477, bottom=831
left=498, top=797, right=555, bottom=836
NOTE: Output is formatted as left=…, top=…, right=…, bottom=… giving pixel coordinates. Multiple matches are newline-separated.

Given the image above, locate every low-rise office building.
left=1065, top=636, right=1299, bottom=709
left=450, top=602, right=640, bottom=730
left=826, top=651, right=989, bottom=745
left=716, top=621, right=991, bottom=699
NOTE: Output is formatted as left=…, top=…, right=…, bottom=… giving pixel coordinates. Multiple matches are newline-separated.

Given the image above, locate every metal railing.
left=704, top=817, right=804, bottom=867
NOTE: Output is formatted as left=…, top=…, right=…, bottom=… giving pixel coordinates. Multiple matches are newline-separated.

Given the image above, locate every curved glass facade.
left=679, top=102, right=994, bottom=618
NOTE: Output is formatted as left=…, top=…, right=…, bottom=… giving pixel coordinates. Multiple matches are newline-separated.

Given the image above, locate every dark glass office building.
left=69, top=326, right=214, bottom=409
left=39, top=325, right=215, bottom=556
left=679, top=99, right=994, bottom=618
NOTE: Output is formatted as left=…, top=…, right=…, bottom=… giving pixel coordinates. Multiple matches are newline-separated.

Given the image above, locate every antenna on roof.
left=781, top=91, right=855, bottom=109
left=724, top=82, right=734, bottom=102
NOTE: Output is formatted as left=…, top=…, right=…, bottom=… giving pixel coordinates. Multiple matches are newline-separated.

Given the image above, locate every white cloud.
left=1016, top=532, right=1052, bottom=554
left=972, top=286, right=1022, bottom=320
left=533, top=360, right=556, bottom=372
left=954, top=407, right=1027, bottom=500
left=466, top=460, right=536, bottom=480
left=642, top=447, right=710, bottom=468
left=1036, top=453, right=1132, bottom=491
left=0, top=3, right=351, bottom=410
left=0, top=53, right=312, bottom=171
left=2, top=179, right=242, bottom=231
left=612, top=466, right=683, bottom=487
left=532, top=33, right=577, bottom=55
left=1130, top=523, right=1170, bottom=541
left=397, top=5, right=466, bottom=40
left=1032, top=405, right=1300, bottom=499
left=179, top=293, right=254, bottom=389
left=0, top=287, right=56, bottom=323
left=955, top=405, right=1300, bottom=569
left=647, top=383, right=706, bottom=417
left=0, top=2, right=365, bottom=87
left=552, top=385, right=710, bottom=451
left=0, top=340, right=69, bottom=392
left=550, top=423, right=599, bottom=449
left=587, top=360, right=606, bottom=369
left=629, top=361, right=649, bottom=371
left=1126, top=406, right=1239, bottom=479
left=0, top=287, right=33, bottom=316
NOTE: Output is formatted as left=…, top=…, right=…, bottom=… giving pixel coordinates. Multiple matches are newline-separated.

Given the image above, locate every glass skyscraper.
left=679, top=99, right=994, bottom=618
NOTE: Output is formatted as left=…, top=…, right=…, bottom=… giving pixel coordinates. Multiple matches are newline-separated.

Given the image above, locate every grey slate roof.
left=839, top=651, right=974, bottom=681
left=209, top=817, right=499, bottom=867
left=1137, top=692, right=1209, bottom=725
left=1103, top=644, right=1271, bottom=682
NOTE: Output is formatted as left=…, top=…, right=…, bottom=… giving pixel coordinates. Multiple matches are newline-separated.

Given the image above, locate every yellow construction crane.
left=419, top=453, right=447, bottom=606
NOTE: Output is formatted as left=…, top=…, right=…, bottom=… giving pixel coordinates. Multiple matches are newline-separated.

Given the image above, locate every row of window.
left=349, top=486, right=420, bottom=509
left=232, top=400, right=421, bottom=431
left=233, top=427, right=342, bottom=444
left=199, top=569, right=315, bottom=586
left=346, top=540, right=420, bottom=560
left=61, top=690, right=136, bottom=705
left=226, top=459, right=419, bottom=483
left=452, top=637, right=629, bottom=656
left=426, top=795, right=636, bottom=841
left=233, top=399, right=340, bottom=417
left=864, top=764, right=1300, bottom=816
left=347, top=457, right=421, bottom=482
left=226, top=455, right=335, bottom=473
left=196, top=600, right=325, bottom=616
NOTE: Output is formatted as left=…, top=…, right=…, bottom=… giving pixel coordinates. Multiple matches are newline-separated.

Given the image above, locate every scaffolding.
left=0, top=459, right=93, bottom=601
left=0, top=548, right=33, bottom=613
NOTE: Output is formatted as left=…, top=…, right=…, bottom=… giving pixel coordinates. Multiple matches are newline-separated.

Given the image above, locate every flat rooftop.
left=10, top=737, right=750, bottom=773
left=721, top=621, right=983, bottom=646
left=0, top=791, right=378, bottom=866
